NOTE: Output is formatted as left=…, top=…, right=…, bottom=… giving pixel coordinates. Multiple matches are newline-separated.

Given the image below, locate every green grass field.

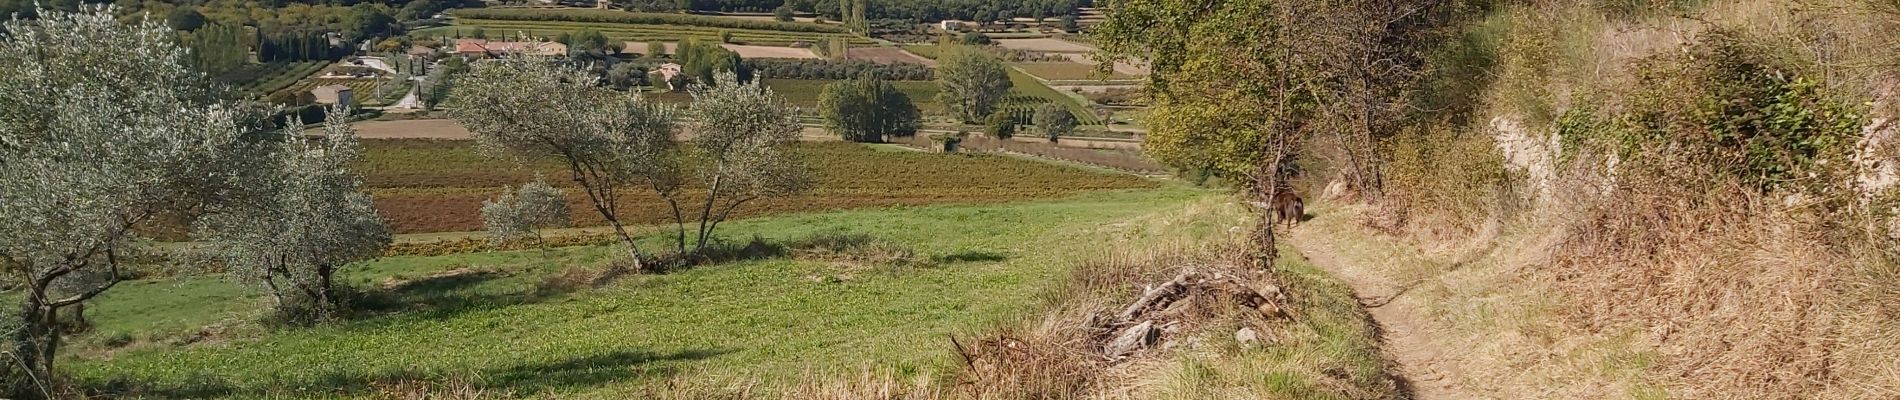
left=67, top=185, right=1231, bottom=398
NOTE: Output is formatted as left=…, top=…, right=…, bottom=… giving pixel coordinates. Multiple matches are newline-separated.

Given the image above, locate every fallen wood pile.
left=948, top=263, right=1296, bottom=396
left=1094, top=266, right=1291, bottom=359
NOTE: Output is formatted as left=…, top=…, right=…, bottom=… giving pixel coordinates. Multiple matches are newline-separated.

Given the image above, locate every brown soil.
left=1289, top=221, right=1489, bottom=400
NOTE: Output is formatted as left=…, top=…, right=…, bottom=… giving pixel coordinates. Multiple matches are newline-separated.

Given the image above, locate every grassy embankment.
left=69, top=183, right=1225, bottom=398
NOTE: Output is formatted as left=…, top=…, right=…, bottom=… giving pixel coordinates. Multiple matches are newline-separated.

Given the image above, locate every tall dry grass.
left=1355, top=0, right=1900, bottom=397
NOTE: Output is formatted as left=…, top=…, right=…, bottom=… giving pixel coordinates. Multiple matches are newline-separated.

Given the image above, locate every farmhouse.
left=453, top=39, right=567, bottom=57
left=656, top=63, right=683, bottom=90
left=309, top=85, right=353, bottom=106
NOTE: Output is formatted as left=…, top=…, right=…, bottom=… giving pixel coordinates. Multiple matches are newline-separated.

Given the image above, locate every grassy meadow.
left=68, top=184, right=1234, bottom=398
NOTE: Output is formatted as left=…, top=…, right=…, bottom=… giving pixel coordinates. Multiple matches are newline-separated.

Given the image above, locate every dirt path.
left=1288, top=223, right=1483, bottom=400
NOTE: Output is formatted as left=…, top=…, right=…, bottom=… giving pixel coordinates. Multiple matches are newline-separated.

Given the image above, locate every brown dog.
left=1271, top=191, right=1304, bottom=229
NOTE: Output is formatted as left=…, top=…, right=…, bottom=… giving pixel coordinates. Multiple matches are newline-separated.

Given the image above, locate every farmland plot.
left=355, top=140, right=1155, bottom=233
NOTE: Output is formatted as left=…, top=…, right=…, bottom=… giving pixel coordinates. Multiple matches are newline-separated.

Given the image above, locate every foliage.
left=774, top=4, right=796, bottom=22
left=448, top=55, right=680, bottom=272
left=183, top=23, right=248, bottom=76
left=676, top=38, right=750, bottom=85
left=1033, top=103, right=1076, bottom=140
left=559, top=29, right=621, bottom=60
left=746, top=58, right=934, bottom=81
left=678, top=72, right=813, bottom=257
left=818, top=76, right=922, bottom=142
left=196, top=109, right=391, bottom=324
left=608, top=62, right=651, bottom=89
left=985, top=111, right=1018, bottom=139
left=166, top=7, right=205, bottom=31
left=481, top=176, right=573, bottom=245
left=450, top=8, right=846, bottom=33
left=648, top=39, right=669, bottom=57
left=1570, top=30, right=1866, bottom=193
left=0, top=7, right=272, bottom=390
left=960, top=32, right=993, bottom=45
left=936, top=45, right=1013, bottom=123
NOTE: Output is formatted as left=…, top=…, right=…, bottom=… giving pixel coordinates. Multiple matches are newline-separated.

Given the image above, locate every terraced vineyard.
left=274, top=78, right=389, bottom=106
left=419, top=18, right=874, bottom=47
left=761, top=79, right=945, bottom=115
left=1002, top=68, right=1104, bottom=126
left=213, top=61, right=330, bottom=96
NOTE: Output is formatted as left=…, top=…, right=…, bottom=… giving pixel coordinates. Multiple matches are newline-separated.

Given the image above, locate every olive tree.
left=674, top=72, right=812, bottom=257
left=196, top=111, right=391, bottom=323
left=0, top=8, right=272, bottom=384
left=481, top=176, right=572, bottom=245
left=817, top=76, right=919, bottom=142
left=937, top=45, right=1014, bottom=123
left=449, top=56, right=680, bottom=272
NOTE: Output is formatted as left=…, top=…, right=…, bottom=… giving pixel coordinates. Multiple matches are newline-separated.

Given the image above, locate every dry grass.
left=1348, top=0, right=1900, bottom=398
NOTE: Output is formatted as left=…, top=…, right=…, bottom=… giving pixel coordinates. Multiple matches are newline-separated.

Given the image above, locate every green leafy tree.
left=818, top=76, right=921, bottom=142
left=985, top=111, right=1017, bottom=139
left=647, top=39, right=669, bottom=57
left=166, top=6, right=205, bottom=31
left=449, top=56, right=680, bottom=272
left=936, top=45, right=1013, bottom=123
left=1034, top=103, right=1076, bottom=141
left=0, top=8, right=277, bottom=385
left=198, top=109, right=391, bottom=324
left=343, top=3, right=397, bottom=42
left=565, top=29, right=619, bottom=60
left=774, top=4, right=795, bottom=21
left=608, top=62, right=650, bottom=89
left=397, top=0, right=440, bottom=21
left=677, top=38, right=748, bottom=85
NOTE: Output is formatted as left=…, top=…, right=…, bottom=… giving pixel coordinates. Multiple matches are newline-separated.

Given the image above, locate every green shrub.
left=985, top=111, right=1018, bottom=139
left=1603, top=30, right=1865, bottom=193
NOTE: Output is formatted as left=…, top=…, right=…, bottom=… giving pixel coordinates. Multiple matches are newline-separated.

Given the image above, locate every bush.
left=1033, top=103, right=1077, bottom=140
left=450, top=8, right=847, bottom=33
left=960, top=32, right=993, bottom=45
left=773, top=5, right=795, bottom=22
left=985, top=111, right=1017, bottom=139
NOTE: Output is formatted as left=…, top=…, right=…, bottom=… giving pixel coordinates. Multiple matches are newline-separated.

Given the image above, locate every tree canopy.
left=818, top=76, right=920, bottom=142
left=449, top=56, right=680, bottom=271
left=936, top=45, right=1013, bottom=124
left=0, top=7, right=296, bottom=387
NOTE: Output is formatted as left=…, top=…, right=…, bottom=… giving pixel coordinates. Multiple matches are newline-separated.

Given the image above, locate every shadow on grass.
left=930, top=250, right=1009, bottom=264
left=83, top=348, right=731, bottom=398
